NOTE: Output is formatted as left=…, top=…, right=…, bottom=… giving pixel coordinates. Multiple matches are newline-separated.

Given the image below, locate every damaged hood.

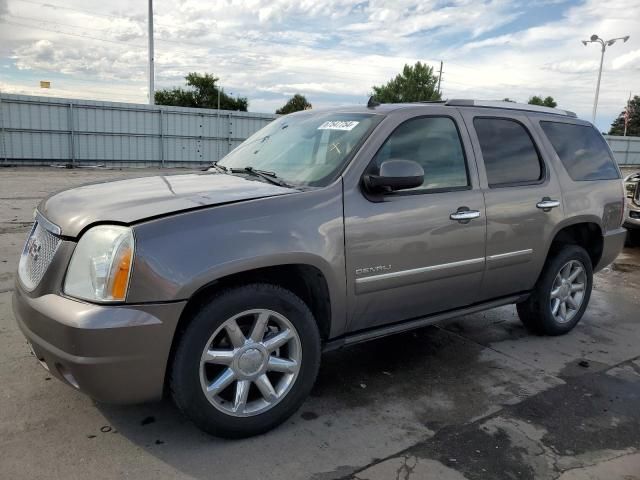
left=38, top=172, right=297, bottom=237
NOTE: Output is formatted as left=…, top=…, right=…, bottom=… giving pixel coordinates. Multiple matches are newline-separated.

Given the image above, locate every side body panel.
left=127, top=183, right=349, bottom=337
left=527, top=114, right=626, bottom=272
left=342, top=107, right=487, bottom=332
left=459, top=108, right=565, bottom=299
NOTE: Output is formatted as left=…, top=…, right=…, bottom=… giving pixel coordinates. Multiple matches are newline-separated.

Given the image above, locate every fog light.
left=630, top=210, right=640, bottom=219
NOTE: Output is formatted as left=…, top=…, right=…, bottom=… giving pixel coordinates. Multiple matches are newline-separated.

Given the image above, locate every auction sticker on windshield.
left=318, top=121, right=360, bottom=131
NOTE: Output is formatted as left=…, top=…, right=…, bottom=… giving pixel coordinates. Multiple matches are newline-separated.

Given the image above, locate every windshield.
left=218, top=112, right=380, bottom=187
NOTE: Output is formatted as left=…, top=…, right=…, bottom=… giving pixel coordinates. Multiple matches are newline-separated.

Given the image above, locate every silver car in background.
left=624, top=172, right=640, bottom=243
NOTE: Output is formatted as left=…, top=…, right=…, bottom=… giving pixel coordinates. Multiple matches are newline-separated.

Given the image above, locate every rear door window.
left=473, top=118, right=543, bottom=187
left=540, top=121, right=620, bottom=181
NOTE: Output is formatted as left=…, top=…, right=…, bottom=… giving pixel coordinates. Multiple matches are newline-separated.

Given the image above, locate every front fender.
left=127, top=183, right=347, bottom=335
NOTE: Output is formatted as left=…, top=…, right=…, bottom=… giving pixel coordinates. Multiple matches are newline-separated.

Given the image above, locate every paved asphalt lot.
left=1, top=167, right=640, bottom=480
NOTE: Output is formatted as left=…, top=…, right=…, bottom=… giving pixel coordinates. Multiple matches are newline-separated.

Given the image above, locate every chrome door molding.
left=355, top=256, right=485, bottom=294
left=487, top=249, right=533, bottom=261
left=355, top=249, right=535, bottom=294
left=486, top=248, right=534, bottom=270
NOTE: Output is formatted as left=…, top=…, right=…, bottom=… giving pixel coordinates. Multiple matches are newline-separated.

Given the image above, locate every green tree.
left=371, top=62, right=441, bottom=103
left=609, top=95, right=640, bottom=136
left=528, top=95, right=557, bottom=108
left=155, top=73, right=248, bottom=111
left=276, top=94, right=312, bottom=114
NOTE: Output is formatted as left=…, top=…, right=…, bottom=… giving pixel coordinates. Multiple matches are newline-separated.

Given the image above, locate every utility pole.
left=437, top=61, right=443, bottom=95
left=217, top=87, right=221, bottom=161
left=624, top=91, right=632, bottom=137
left=148, top=0, right=155, bottom=105
left=0, top=87, right=7, bottom=165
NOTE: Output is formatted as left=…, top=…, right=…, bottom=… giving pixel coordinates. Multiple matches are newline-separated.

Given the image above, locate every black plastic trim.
left=322, top=292, right=530, bottom=352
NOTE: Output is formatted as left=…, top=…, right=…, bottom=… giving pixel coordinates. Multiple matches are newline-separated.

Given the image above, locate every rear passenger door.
left=460, top=110, right=564, bottom=299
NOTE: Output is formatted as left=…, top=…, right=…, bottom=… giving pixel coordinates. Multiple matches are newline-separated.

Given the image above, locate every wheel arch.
left=544, top=217, right=604, bottom=272
left=164, top=262, right=334, bottom=395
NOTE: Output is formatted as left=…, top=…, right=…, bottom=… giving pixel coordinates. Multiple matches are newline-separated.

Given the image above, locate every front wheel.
left=169, top=283, right=321, bottom=438
left=517, top=245, right=593, bottom=335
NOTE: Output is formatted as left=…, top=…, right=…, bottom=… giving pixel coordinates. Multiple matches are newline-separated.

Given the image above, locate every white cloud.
left=612, top=48, right=640, bottom=70
left=544, top=60, right=600, bottom=74
left=0, top=0, right=638, bottom=130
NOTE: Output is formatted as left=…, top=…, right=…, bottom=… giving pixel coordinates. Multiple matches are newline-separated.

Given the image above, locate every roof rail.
left=444, top=99, right=577, bottom=118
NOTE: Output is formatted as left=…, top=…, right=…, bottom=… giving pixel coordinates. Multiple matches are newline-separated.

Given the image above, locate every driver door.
left=343, top=109, right=487, bottom=332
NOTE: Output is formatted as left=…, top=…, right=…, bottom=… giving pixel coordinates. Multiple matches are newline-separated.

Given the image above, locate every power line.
left=14, top=0, right=137, bottom=22
left=4, top=7, right=493, bottom=94
left=11, top=0, right=449, bottom=64
left=2, top=18, right=410, bottom=86
left=2, top=19, right=146, bottom=47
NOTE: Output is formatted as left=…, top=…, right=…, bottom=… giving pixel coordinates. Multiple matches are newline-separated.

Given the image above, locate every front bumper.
left=624, top=203, right=640, bottom=229
left=12, top=285, right=186, bottom=404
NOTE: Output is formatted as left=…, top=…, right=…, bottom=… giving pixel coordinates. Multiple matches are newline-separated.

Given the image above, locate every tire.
left=170, top=283, right=321, bottom=438
left=517, top=245, right=593, bottom=336
left=625, top=229, right=640, bottom=247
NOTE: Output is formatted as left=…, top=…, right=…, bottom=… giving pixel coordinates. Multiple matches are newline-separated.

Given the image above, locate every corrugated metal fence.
left=0, top=93, right=277, bottom=167
left=604, top=135, right=640, bottom=166
left=1, top=93, right=639, bottom=167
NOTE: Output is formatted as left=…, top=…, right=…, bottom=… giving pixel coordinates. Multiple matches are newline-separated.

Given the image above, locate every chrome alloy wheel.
left=199, top=309, right=302, bottom=417
left=550, top=260, right=587, bottom=324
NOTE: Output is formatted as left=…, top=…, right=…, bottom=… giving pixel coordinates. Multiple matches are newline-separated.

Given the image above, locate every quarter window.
left=540, top=121, right=619, bottom=181
left=371, top=117, right=469, bottom=192
left=474, top=118, right=543, bottom=187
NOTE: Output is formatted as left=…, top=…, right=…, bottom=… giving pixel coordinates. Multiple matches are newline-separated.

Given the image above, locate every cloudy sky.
left=0, top=0, right=638, bottom=131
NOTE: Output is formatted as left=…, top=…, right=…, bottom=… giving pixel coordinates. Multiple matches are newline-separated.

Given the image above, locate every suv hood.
left=38, top=173, right=297, bottom=237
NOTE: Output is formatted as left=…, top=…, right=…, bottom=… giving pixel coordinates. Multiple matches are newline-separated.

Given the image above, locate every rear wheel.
left=517, top=245, right=593, bottom=335
left=170, top=283, right=321, bottom=438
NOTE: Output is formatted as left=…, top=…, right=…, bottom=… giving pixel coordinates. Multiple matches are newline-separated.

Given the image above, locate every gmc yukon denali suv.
left=13, top=99, right=626, bottom=437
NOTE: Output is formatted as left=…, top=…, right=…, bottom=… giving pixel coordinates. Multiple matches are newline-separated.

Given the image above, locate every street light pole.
left=592, top=42, right=605, bottom=123
left=148, top=0, right=155, bottom=105
left=582, top=34, right=630, bottom=123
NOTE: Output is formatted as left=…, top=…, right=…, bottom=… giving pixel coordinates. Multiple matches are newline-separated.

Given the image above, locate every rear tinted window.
left=473, top=118, right=543, bottom=186
left=540, top=122, right=619, bottom=181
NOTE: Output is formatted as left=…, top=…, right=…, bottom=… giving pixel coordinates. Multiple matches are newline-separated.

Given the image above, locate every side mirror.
left=364, top=159, right=424, bottom=193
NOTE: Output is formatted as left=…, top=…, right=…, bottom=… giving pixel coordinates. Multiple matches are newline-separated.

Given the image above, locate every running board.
left=322, top=293, right=529, bottom=352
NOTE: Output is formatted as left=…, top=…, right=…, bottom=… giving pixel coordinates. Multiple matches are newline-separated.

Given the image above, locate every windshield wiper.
left=230, top=166, right=292, bottom=188
left=208, top=162, right=228, bottom=174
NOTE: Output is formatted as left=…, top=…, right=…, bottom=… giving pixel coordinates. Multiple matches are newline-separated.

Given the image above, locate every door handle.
left=536, top=198, right=560, bottom=211
left=450, top=209, right=481, bottom=222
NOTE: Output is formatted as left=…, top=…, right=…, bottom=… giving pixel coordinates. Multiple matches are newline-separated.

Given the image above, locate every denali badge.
left=355, top=265, right=392, bottom=276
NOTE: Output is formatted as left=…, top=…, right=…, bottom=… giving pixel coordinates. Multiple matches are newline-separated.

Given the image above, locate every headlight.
left=64, top=225, right=135, bottom=302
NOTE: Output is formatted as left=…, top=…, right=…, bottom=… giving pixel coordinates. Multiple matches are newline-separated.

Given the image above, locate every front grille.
left=18, top=221, right=61, bottom=291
